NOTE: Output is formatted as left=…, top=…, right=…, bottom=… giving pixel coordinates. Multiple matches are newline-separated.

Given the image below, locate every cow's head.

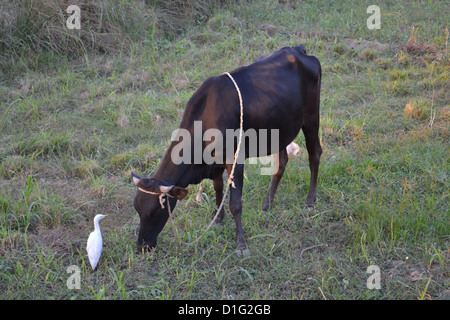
left=131, top=172, right=188, bottom=251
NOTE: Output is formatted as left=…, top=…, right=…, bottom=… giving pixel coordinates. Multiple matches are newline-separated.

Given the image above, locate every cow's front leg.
left=212, top=173, right=225, bottom=224
left=226, top=163, right=249, bottom=257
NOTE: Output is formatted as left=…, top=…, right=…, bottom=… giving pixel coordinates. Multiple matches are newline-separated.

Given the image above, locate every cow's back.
left=224, top=46, right=321, bottom=156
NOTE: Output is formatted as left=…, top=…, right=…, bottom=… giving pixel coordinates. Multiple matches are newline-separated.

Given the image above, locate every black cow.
left=131, top=45, right=322, bottom=255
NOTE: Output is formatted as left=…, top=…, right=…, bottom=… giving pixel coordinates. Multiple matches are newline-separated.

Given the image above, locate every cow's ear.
left=169, top=186, right=188, bottom=200
left=132, top=172, right=161, bottom=193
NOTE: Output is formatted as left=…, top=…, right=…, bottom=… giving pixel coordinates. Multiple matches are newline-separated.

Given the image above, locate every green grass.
left=0, top=0, right=449, bottom=300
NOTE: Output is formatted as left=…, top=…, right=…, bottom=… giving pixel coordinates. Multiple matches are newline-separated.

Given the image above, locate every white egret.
left=86, top=214, right=107, bottom=270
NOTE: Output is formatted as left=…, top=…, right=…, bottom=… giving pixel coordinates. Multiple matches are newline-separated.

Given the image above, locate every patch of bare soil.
left=343, top=39, right=389, bottom=52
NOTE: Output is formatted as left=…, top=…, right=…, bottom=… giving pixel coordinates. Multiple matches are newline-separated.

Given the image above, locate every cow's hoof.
left=262, top=198, right=272, bottom=212
left=137, top=244, right=155, bottom=254
left=305, top=203, right=315, bottom=209
left=261, top=196, right=271, bottom=212
left=235, top=248, right=250, bottom=258
left=306, top=195, right=317, bottom=208
left=212, top=216, right=224, bottom=225
left=211, top=210, right=224, bottom=224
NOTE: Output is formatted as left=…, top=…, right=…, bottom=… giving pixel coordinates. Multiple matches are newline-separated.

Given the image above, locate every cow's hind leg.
left=226, top=163, right=249, bottom=257
left=262, top=148, right=289, bottom=212
left=302, top=120, right=322, bottom=207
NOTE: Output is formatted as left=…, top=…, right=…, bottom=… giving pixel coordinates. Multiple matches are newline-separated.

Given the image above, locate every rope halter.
left=137, top=187, right=174, bottom=209
left=137, top=186, right=177, bottom=237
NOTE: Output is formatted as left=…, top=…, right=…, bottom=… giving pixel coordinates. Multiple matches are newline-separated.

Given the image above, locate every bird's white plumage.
left=86, top=214, right=107, bottom=270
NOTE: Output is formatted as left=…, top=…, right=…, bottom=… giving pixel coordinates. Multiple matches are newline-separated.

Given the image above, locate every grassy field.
left=0, top=0, right=448, bottom=300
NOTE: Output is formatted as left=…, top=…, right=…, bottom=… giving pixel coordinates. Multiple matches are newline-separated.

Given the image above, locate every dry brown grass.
left=1, top=0, right=130, bottom=58
left=404, top=101, right=427, bottom=120
left=0, top=0, right=230, bottom=67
